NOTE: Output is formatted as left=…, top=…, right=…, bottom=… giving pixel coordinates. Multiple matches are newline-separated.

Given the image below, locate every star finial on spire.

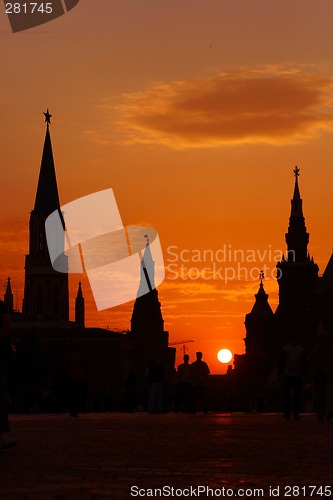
left=259, top=270, right=264, bottom=283
left=44, top=109, right=52, bottom=126
left=144, top=234, right=150, bottom=246
left=293, top=165, right=300, bottom=179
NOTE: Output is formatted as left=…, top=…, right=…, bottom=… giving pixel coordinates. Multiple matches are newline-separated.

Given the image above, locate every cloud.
left=161, top=278, right=263, bottom=303
left=165, top=311, right=243, bottom=320
left=108, top=65, right=333, bottom=148
left=0, top=217, right=28, bottom=254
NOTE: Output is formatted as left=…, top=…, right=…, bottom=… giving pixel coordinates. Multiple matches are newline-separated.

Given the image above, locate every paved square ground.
left=1, top=413, right=333, bottom=499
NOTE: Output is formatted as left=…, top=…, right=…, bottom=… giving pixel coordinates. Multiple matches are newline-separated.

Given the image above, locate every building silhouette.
left=235, top=167, right=332, bottom=409
left=275, top=166, right=320, bottom=350
left=9, top=114, right=332, bottom=413
left=23, top=112, right=69, bottom=321
left=7, top=113, right=175, bottom=412
left=243, top=274, right=275, bottom=381
left=129, top=238, right=175, bottom=407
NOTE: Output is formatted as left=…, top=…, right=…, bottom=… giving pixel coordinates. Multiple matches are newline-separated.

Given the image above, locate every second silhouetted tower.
left=130, top=237, right=167, bottom=350
left=129, top=237, right=175, bottom=407
left=275, top=167, right=319, bottom=348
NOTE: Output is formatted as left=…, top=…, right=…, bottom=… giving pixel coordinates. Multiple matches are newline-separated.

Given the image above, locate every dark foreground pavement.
left=1, top=413, right=333, bottom=499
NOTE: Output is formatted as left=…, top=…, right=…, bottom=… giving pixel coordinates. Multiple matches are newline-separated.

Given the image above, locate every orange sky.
left=1, top=1, right=333, bottom=373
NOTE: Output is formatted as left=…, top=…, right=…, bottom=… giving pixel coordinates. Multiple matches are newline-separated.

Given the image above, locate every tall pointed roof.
left=76, top=281, right=84, bottom=299
left=75, top=281, right=85, bottom=327
left=34, top=111, right=60, bottom=214
left=131, top=236, right=165, bottom=335
left=5, top=276, right=12, bottom=296
left=290, top=166, right=303, bottom=218
left=137, top=236, right=156, bottom=297
left=285, top=166, right=309, bottom=263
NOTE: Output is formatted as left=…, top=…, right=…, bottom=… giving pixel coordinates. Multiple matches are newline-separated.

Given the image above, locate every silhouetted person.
left=0, top=299, right=16, bottom=448
left=175, top=354, right=192, bottom=413
left=278, top=334, right=305, bottom=420
left=63, top=342, right=87, bottom=417
left=191, top=351, right=210, bottom=413
left=147, top=354, right=164, bottom=413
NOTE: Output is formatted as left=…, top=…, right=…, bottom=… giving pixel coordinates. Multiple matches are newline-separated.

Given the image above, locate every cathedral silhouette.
left=234, top=167, right=333, bottom=410
left=5, top=113, right=175, bottom=412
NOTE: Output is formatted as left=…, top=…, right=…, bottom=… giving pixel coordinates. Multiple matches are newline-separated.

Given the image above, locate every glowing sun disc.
left=217, top=349, right=233, bottom=363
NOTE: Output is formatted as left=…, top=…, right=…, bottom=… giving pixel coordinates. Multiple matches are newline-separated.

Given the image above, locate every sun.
left=217, top=348, right=233, bottom=364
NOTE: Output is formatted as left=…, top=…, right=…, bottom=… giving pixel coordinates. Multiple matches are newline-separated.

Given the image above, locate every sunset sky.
left=1, top=0, right=333, bottom=373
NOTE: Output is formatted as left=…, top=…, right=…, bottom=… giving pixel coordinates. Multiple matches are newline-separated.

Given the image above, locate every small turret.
left=4, top=277, right=14, bottom=314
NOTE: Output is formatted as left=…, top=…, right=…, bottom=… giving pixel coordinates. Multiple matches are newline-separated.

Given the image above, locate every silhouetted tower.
left=75, top=282, right=85, bottom=327
left=233, top=273, right=275, bottom=408
left=130, top=236, right=167, bottom=351
left=22, top=111, right=69, bottom=321
left=275, top=167, right=319, bottom=348
left=129, top=236, right=174, bottom=405
left=244, top=271, right=274, bottom=359
left=4, top=277, right=14, bottom=314
left=285, top=166, right=309, bottom=263
left=237, top=272, right=276, bottom=384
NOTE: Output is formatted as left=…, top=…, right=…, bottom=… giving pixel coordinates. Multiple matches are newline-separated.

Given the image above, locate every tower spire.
left=137, top=236, right=155, bottom=297
left=23, top=111, right=69, bottom=321
left=75, top=282, right=85, bottom=327
left=290, top=166, right=303, bottom=218
left=4, top=277, right=13, bottom=314
left=130, top=236, right=164, bottom=336
left=285, top=166, right=309, bottom=263
left=275, top=167, right=319, bottom=345
left=34, top=110, right=60, bottom=214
